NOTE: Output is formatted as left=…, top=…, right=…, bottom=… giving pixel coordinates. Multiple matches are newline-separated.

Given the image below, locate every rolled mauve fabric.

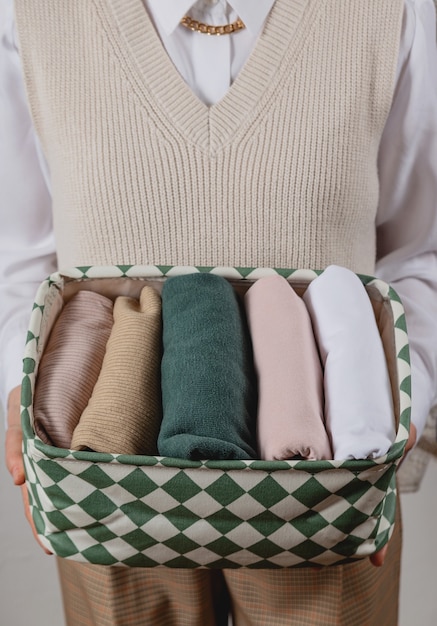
left=158, top=273, right=257, bottom=460
left=33, top=290, right=114, bottom=448
left=245, top=274, right=332, bottom=460
left=302, top=265, right=396, bottom=460
left=71, top=286, right=162, bottom=455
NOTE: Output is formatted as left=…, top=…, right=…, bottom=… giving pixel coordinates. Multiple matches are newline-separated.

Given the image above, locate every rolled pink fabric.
left=245, top=274, right=332, bottom=461
left=33, top=290, right=114, bottom=448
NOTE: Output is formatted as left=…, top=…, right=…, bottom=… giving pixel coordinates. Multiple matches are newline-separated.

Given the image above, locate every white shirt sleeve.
left=375, top=0, right=437, bottom=439
left=0, top=1, right=57, bottom=412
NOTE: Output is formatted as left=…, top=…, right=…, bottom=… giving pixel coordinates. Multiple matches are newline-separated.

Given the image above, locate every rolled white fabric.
left=302, top=265, right=396, bottom=460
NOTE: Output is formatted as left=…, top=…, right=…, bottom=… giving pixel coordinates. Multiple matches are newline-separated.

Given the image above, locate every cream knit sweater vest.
left=15, top=0, right=403, bottom=273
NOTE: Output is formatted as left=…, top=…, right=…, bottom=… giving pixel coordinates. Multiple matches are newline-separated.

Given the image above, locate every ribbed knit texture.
left=158, top=273, right=257, bottom=460
left=33, top=291, right=113, bottom=448
left=71, top=286, right=162, bottom=455
left=245, top=275, right=332, bottom=461
left=14, top=0, right=403, bottom=274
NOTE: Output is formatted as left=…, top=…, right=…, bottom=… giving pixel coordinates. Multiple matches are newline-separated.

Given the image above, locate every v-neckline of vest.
left=102, top=0, right=313, bottom=153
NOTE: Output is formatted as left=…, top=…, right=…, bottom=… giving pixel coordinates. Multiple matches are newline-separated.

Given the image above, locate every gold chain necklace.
left=180, top=15, right=246, bottom=36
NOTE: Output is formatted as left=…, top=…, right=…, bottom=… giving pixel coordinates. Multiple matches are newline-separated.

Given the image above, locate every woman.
left=2, top=0, right=437, bottom=624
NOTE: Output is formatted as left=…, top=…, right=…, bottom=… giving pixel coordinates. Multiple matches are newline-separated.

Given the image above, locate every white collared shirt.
left=1, top=0, right=437, bottom=438
left=146, top=0, right=274, bottom=105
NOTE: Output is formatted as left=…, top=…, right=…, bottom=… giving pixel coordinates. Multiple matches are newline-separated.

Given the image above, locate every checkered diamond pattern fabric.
left=21, top=266, right=411, bottom=568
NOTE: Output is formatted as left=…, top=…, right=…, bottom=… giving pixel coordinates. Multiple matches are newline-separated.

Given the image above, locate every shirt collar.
left=230, top=0, right=275, bottom=35
left=147, top=0, right=275, bottom=36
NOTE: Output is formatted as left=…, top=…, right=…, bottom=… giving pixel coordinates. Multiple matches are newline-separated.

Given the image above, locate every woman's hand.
left=5, top=385, right=52, bottom=554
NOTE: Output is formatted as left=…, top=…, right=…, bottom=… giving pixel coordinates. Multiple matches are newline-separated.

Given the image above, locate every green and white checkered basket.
left=21, top=265, right=411, bottom=568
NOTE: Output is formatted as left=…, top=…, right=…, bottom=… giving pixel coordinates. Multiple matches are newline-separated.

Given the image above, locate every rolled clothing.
left=158, top=272, right=257, bottom=460
left=71, top=286, right=162, bottom=455
left=33, top=290, right=113, bottom=448
left=245, top=274, right=332, bottom=460
left=302, top=265, right=396, bottom=460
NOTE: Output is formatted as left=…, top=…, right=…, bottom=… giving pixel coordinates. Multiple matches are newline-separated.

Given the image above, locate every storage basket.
left=21, top=265, right=411, bottom=568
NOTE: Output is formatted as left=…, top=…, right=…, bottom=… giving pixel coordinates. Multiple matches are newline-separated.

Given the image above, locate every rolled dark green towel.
left=158, top=273, right=257, bottom=460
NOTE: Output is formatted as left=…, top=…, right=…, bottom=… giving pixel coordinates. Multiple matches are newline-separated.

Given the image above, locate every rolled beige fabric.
left=34, top=290, right=114, bottom=448
left=245, top=274, right=331, bottom=461
left=71, top=286, right=162, bottom=455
